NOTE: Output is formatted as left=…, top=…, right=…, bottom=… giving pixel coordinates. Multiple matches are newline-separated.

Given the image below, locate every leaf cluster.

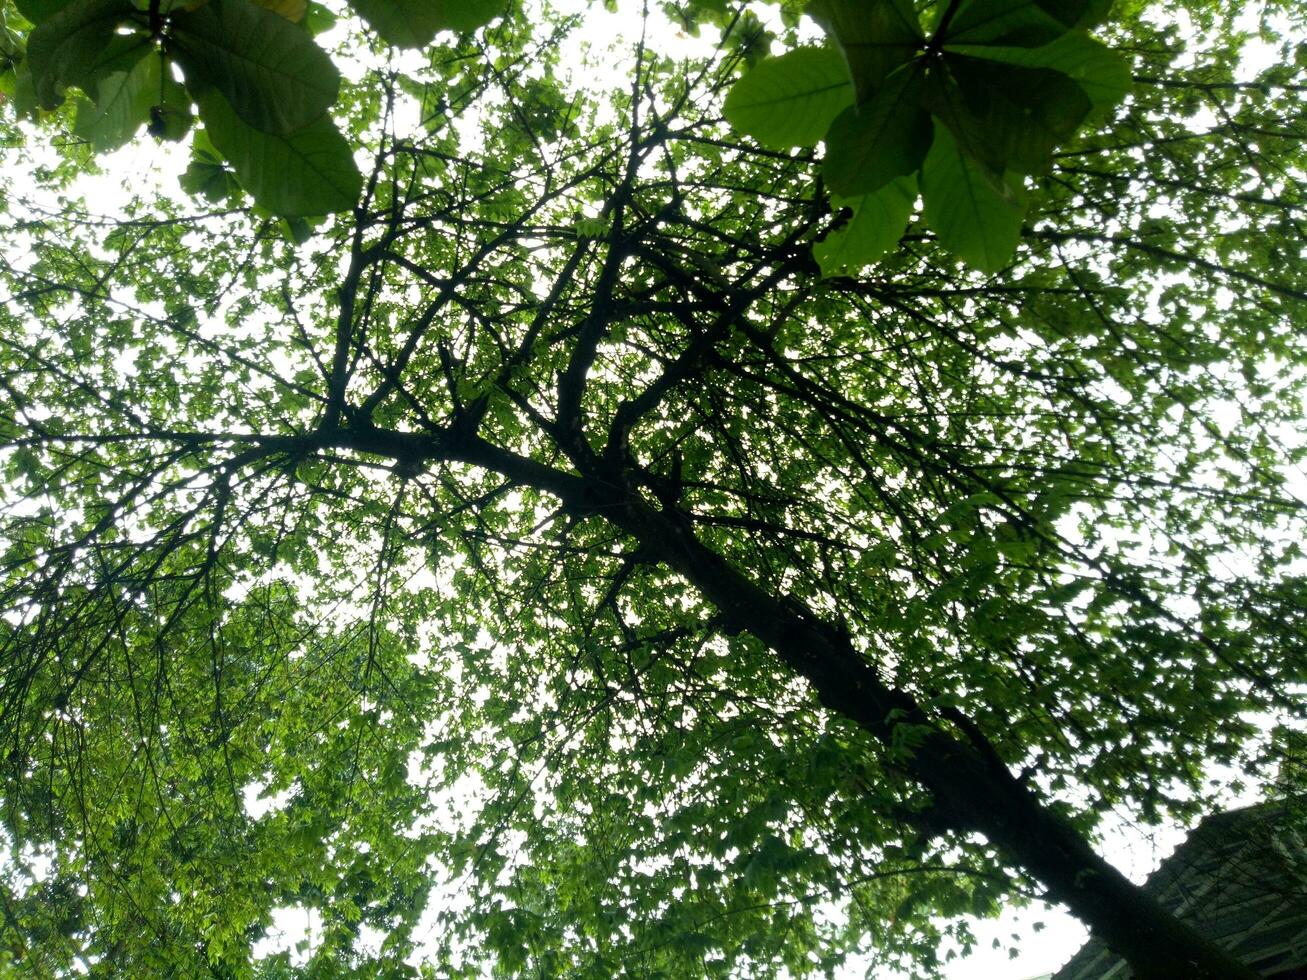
left=724, top=0, right=1131, bottom=272
left=5, top=0, right=501, bottom=214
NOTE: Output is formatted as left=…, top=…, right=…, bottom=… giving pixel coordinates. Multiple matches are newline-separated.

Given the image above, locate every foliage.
left=724, top=0, right=1130, bottom=271
left=3, top=0, right=502, bottom=215
left=0, top=0, right=1304, bottom=976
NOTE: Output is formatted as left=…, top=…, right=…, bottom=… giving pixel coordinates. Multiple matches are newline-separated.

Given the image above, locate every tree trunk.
left=588, top=473, right=1261, bottom=980
left=338, top=426, right=1261, bottom=978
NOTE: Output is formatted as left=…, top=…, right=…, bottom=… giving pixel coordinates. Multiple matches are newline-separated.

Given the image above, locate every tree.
left=0, top=0, right=1304, bottom=975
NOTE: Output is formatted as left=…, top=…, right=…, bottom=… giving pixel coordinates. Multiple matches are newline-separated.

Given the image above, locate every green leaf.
left=147, top=77, right=195, bottom=142
left=171, top=0, right=339, bottom=135
left=303, top=0, right=337, bottom=34
left=9, top=65, right=38, bottom=120
left=26, top=0, right=133, bottom=108
left=73, top=48, right=156, bottom=151
left=196, top=88, right=361, bottom=215
left=128, top=0, right=189, bottom=12
left=807, top=0, right=922, bottom=102
left=722, top=46, right=852, bottom=149
left=573, top=215, right=608, bottom=239
left=182, top=162, right=236, bottom=202
left=345, top=0, right=504, bottom=47
left=920, top=123, right=1026, bottom=272
left=814, top=175, right=915, bottom=276
left=822, top=61, right=931, bottom=195
left=941, top=0, right=1069, bottom=47
left=280, top=216, right=313, bottom=243
left=669, top=0, right=730, bottom=31
left=925, top=55, right=1091, bottom=174
left=1037, top=0, right=1112, bottom=29
left=80, top=32, right=154, bottom=82
left=149, top=103, right=194, bottom=141
left=14, top=0, right=73, bottom=22
left=253, top=0, right=306, bottom=21
left=947, top=31, right=1131, bottom=111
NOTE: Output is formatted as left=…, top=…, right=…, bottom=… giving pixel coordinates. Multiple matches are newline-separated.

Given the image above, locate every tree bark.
left=315, top=425, right=1261, bottom=979
left=582, top=465, right=1261, bottom=980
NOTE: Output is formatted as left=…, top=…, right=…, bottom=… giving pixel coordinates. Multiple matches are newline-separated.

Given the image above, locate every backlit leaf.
left=822, top=61, right=931, bottom=195
left=807, top=0, right=922, bottom=102
left=14, top=0, right=73, bottom=22
left=814, top=175, right=916, bottom=276
left=345, top=0, right=504, bottom=47
left=26, top=0, right=133, bottom=108
left=171, top=0, right=339, bottom=135
left=925, top=55, right=1091, bottom=174
left=72, top=46, right=156, bottom=150
left=941, top=0, right=1068, bottom=46
left=920, top=122, right=1027, bottom=272
left=947, top=30, right=1130, bottom=111
left=196, top=87, right=362, bottom=215
left=1038, top=0, right=1112, bottom=29
left=253, top=0, right=306, bottom=21
left=723, top=46, right=852, bottom=149
left=147, top=76, right=195, bottom=141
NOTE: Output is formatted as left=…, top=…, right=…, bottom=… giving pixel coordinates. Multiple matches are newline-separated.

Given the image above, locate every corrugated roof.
left=1053, top=799, right=1307, bottom=979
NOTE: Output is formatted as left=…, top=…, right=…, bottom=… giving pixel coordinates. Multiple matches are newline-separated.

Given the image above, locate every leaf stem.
left=928, top=0, right=965, bottom=52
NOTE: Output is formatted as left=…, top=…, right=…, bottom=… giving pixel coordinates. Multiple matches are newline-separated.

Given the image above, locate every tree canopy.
left=0, top=0, right=1305, bottom=976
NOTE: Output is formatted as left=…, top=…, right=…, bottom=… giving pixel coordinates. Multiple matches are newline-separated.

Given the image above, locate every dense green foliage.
left=0, top=0, right=1305, bottom=976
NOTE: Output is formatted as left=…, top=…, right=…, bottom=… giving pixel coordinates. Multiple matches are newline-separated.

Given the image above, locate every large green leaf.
left=940, top=0, right=1069, bottom=47
left=178, top=154, right=237, bottom=202
left=345, top=0, right=504, bottom=46
left=813, top=175, right=916, bottom=276
left=807, top=0, right=921, bottom=102
left=723, top=46, right=852, bottom=149
left=196, top=88, right=361, bottom=216
left=72, top=46, right=156, bottom=151
left=8, top=66, right=39, bottom=120
left=72, top=31, right=152, bottom=87
left=822, top=61, right=931, bottom=196
left=26, top=0, right=133, bottom=108
left=1036, top=0, right=1112, bottom=29
left=947, top=31, right=1131, bottom=111
left=253, top=0, right=307, bottom=21
left=919, top=123, right=1026, bottom=272
left=147, top=76, right=195, bottom=142
left=925, top=55, right=1091, bottom=174
left=13, top=0, right=74, bottom=22
left=171, top=0, right=339, bottom=135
